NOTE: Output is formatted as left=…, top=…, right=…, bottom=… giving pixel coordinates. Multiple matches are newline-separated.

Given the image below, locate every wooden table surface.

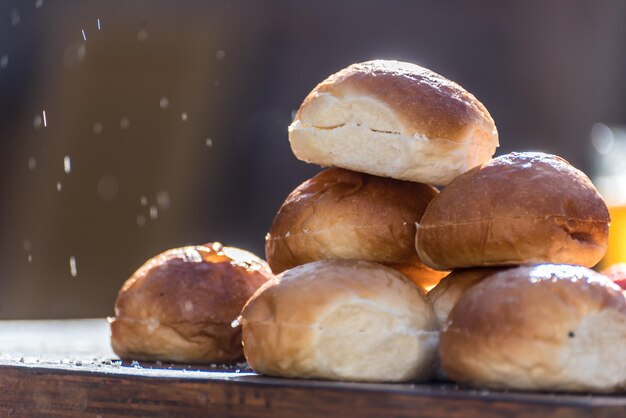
left=1, top=319, right=625, bottom=417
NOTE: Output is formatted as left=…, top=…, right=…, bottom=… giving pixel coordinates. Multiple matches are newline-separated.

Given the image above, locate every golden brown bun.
left=288, top=60, right=498, bottom=186
left=427, top=268, right=504, bottom=328
left=440, top=264, right=626, bottom=392
left=417, top=152, right=610, bottom=270
left=241, top=259, right=438, bottom=382
left=111, top=243, right=272, bottom=363
left=265, top=168, right=447, bottom=288
left=387, top=259, right=449, bottom=291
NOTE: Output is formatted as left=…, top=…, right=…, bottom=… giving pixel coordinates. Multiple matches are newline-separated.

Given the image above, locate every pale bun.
left=265, top=168, right=447, bottom=289
left=417, top=152, right=610, bottom=270
left=427, top=268, right=503, bottom=328
left=111, top=243, right=272, bottom=363
left=440, top=264, right=626, bottom=392
left=241, top=259, right=439, bottom=382
left=288, top=60, right=498, bottom=186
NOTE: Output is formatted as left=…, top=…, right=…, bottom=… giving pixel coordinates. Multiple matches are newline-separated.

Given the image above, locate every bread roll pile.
left=243, top=59, right=626, bottom=391
left=111, top=59, right=626, bottom=393
left=242, top=60, right=499, bottom=383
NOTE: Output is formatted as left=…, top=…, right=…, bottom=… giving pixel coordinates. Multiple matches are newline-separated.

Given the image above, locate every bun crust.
left=387, top=259, right=449, bottom=291
left=241, top=259, right=438, bottom=382
left=265, top=168, right=446, bottom=288
left=417, top=152, right=610, bottom=270
left=111, top=243, right=272, bottom=363
left=440, top=264, right=626, bottom=392
left=289, top=60, right=498, bottom=185
left=427, top=268, right=503, bottom=328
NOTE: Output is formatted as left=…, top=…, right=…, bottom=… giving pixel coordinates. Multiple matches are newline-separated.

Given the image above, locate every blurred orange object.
left=603, top=205, right=626, bottom=269
left=600, top=262, right=626, bottom=290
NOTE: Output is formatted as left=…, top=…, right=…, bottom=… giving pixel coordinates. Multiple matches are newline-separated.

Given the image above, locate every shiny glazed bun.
left=288, top=60, right=498, bottom=186
left=427, top=268, right=503, bottom=328
left=265, top=168, right=447, bottom=289
left=440, top=264, right=626, bottom=392
left=111, top=243, right=272, bottom=363
left=240, top=259, right=439, bottom=382
left=417, top=152, right=610, bottom=270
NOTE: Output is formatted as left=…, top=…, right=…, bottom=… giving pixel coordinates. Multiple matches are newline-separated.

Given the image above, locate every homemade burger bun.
left=240, top=259, right=439, bottom=382
left=417, top=152, right=610, bottom=270
left=111, top=243, right=272, bottom=363
left=265, top=168, right=447, bottom=289
left=288, top=60, right=498, bottom=186
left=427, top=268, right=503, bottom=328
left=440, top=264, right=626, bottom=392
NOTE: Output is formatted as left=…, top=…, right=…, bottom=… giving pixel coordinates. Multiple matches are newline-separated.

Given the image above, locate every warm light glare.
left=603, top=205, right=626, bottom=268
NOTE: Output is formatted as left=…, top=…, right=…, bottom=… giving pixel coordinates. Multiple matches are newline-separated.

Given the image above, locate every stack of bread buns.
left=242, top=60, right=500, bottom=383
left=110, top=59, right=626, bottom=393
left=242, top=59, right=626, bottom=391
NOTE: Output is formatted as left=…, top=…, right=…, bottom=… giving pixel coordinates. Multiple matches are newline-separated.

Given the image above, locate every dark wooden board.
left=1, top=319, right=625, bottom=417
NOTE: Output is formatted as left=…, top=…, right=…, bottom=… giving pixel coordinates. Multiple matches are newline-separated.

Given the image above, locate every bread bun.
left=440, top=264, right=626, bottom=392
left=111, top=243, right=272, bottom=363
left=417, top=152, right=610, bottom=270
left=387, top=260, right=449, bottom=291
left=265, top=168, right=447, bottom=289
left=240, top=259, right=438, bottom=382
left=427, top=268, right=503, bottom=328
left=288, top=60, right=498, bottom=186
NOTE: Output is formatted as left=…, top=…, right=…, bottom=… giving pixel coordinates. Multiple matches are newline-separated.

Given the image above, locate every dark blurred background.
left=0, top=0, right=625, bottom=318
